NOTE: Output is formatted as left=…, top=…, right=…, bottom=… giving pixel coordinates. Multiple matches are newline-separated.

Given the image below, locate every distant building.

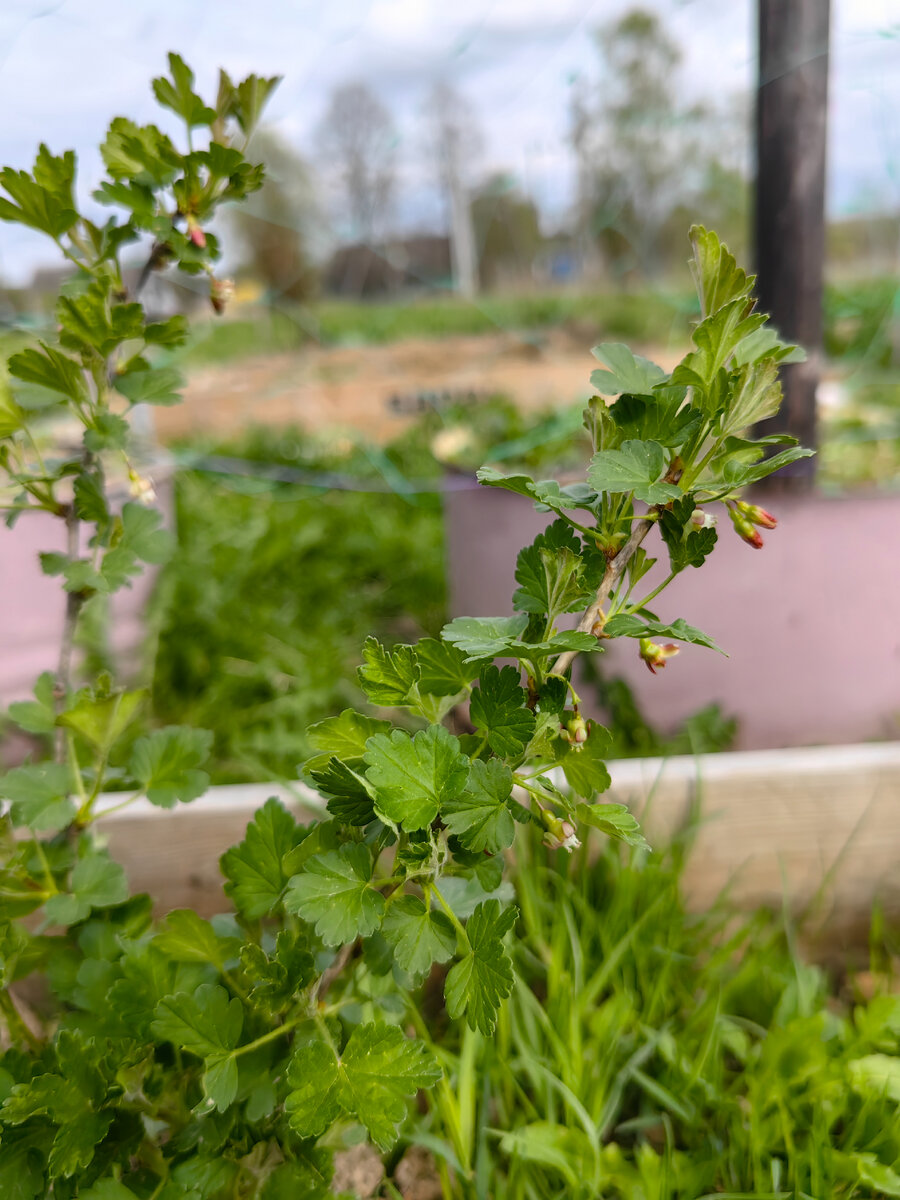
left=322, top=235, right=452, bottom=298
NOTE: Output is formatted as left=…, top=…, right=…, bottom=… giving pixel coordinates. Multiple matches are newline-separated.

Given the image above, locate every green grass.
left=420, top=821, right=900, bottom=1199
left=177, top=288, right=698, bottom=367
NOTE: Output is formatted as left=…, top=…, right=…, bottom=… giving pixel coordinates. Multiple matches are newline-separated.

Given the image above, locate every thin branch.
left=314, top=940, right=358, bottom=1004
left=54, top=501, right=84, bottom=763
left=552, top=514, right=655, bottom=676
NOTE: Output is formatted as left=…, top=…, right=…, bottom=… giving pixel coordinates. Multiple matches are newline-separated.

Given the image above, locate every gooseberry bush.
left=0, top=56, right=811, bottom=1200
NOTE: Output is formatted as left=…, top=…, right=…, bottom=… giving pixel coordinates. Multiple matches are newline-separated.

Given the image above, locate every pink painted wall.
left=0, top=485, right=172, bottom=708
left=446, top=486, right=900, bottom=749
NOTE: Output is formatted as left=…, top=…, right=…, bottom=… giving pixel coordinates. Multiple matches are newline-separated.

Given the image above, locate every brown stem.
left=552, top=515, right=655, bottom=676
left=314, top=940, right=357, bottom=1004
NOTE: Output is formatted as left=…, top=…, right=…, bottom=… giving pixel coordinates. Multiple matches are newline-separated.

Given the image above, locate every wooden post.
left=753, top=0, right=831, bottom=487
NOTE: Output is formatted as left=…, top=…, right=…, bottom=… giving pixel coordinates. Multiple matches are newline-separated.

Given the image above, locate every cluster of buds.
left=639, top=637, right=679, bottom=675
left=728, top=500, right=777, bottom=549
left=541, top=811, right=581, bottom=853
left=209, top=275, right=234, bottom=315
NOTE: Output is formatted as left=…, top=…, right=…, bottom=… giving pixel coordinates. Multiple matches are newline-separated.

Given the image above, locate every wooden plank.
left=96, top=744, right=900, bottom=938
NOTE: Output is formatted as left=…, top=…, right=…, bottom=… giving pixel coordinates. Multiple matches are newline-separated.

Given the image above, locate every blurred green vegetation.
left=147, top=413, right=736, bottom=784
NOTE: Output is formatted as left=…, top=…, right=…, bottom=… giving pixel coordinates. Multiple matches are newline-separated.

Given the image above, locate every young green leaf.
left=286, top=1022, right=440, bottom=1151
left=151, top=981, right=243, bottom=1061
left=6, top=671, right=57, bottom=735
left=469, top=666, right=535, bottom=759
left=416, top=637, right=481, bottom=696
left=443, top=758, right=515, bottom=853
left=688, top=224, right=754, bottom=315
left=0, top=763, right=75, bottom=832
left=576, top=801, right=649, bottom=849
left=152, top=53, right=216, bottom=127
left=590, top=342, right=667, bottom=396
left=307, top=757, right=376, bottom=827
left=659, top=496, right=718, bottom=573
left=444, top=898, right=517, bottom=1035
left=561, top=723, right=613, bottom=801
left=587, top=440, right=681, bottom=505
left=113, top=366, right=184, bottom=407
left=221, top=797, right=304, bottom=918
left=153, top=909, right=241, bottom=968
left=306, top=708, right=391, bottom=763
left=357, top=637, right=420, bottom=707
left=57, top=688, right=145, bottom=752
left=382, top=895, right=456, bottom=980
left=44, top=852, right=129, bottom=925
left=127, top=726, right=212, bottom=807
left=721, top=445, right=815, bottom=489
left=603, top=614, right=724, bottom=654
left=441, top=614, right=529, bottom=661
left=284, top=843, right=384, bottom=946
left=514, top=522, right=592, bottom=617
left=364, top=725, right=469, bottom=831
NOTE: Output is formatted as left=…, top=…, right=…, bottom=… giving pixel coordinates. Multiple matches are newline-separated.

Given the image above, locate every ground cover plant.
left=3, top=51, right=881, bottom=1200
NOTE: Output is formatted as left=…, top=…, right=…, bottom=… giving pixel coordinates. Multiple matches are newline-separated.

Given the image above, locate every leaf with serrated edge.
left=357, top=637, right=419, bottom=707
left=603, top=614, right=725, bottom=654
left=444, top=899, right=517, bottom=1034
left=382, top=895, right=456, bottom=979
left=443, top=758, right=515, bottom=853
left=469, top=666, right=536, bottom=759
left=587, top=440, right=681, bottom=505
left=284, top=843, right=383, bottom=945
left=576, top=802, right=648, bottom=849
left=287, top=1023, right=440, bottom=1151
left=364, top=725, right=469, bottom=831
left=221, top=798, right=303, bottom=918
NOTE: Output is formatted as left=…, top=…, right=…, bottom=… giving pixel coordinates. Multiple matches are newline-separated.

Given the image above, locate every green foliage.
left=0, top=67, right=816, bottom=1196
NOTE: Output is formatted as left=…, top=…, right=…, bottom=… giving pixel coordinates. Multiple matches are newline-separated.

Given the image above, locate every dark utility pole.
left=754, top=0, right=831, bottom=488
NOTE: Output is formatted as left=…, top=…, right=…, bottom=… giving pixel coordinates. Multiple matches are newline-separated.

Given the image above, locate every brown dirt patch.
left=153, top=330, right=684, bottom=443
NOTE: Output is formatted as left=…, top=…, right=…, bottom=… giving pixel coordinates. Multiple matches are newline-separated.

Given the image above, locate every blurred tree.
left=231, top=128, right=319, bottom=304
left=316, top=82, right=397, bottom=243
left=574, top=8, right=747, bottom=281
left=423, top=80, right=481, bottom=298
left=470, top=174, right=541, bottom=290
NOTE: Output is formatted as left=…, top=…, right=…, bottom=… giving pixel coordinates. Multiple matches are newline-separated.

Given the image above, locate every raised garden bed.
left=100, top=740, right=900, bottom=947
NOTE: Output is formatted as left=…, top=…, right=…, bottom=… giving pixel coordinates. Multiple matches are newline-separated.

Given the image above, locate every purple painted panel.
left=446, top=485, right=900, bottom=749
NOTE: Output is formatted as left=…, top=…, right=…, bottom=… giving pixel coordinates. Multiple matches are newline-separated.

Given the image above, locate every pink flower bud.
left=639, top=639, right=679, bottom=675
left=187, top=219, right=207, bottom=249
left=738, top=501, right=777, bottom=530
left=729, top=507, right=764, bottom=548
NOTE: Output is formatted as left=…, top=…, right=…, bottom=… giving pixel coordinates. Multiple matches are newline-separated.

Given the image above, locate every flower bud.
left=729, top=507, right=764, bottom=549
left=691, top=508, right=716, bottom=529
left=639, top=638, right=679, bottom=675
left=187, top=217, right=207, bottom=249
left=560, top=714, right=588, bottom=747
left=210, top=276, right=234, bottom=315
left=128, top=468, right=157, bottom=505
left=737, top=500, right=777, bottom=530
left=542, top=812, right=581, bottom=852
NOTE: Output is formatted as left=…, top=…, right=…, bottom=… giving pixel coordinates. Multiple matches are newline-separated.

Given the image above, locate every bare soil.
left=154, top=330, right=684, bottom=443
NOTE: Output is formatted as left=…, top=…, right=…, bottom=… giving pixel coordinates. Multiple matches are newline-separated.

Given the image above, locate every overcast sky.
left=0, top=0, right=896, bottom=283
